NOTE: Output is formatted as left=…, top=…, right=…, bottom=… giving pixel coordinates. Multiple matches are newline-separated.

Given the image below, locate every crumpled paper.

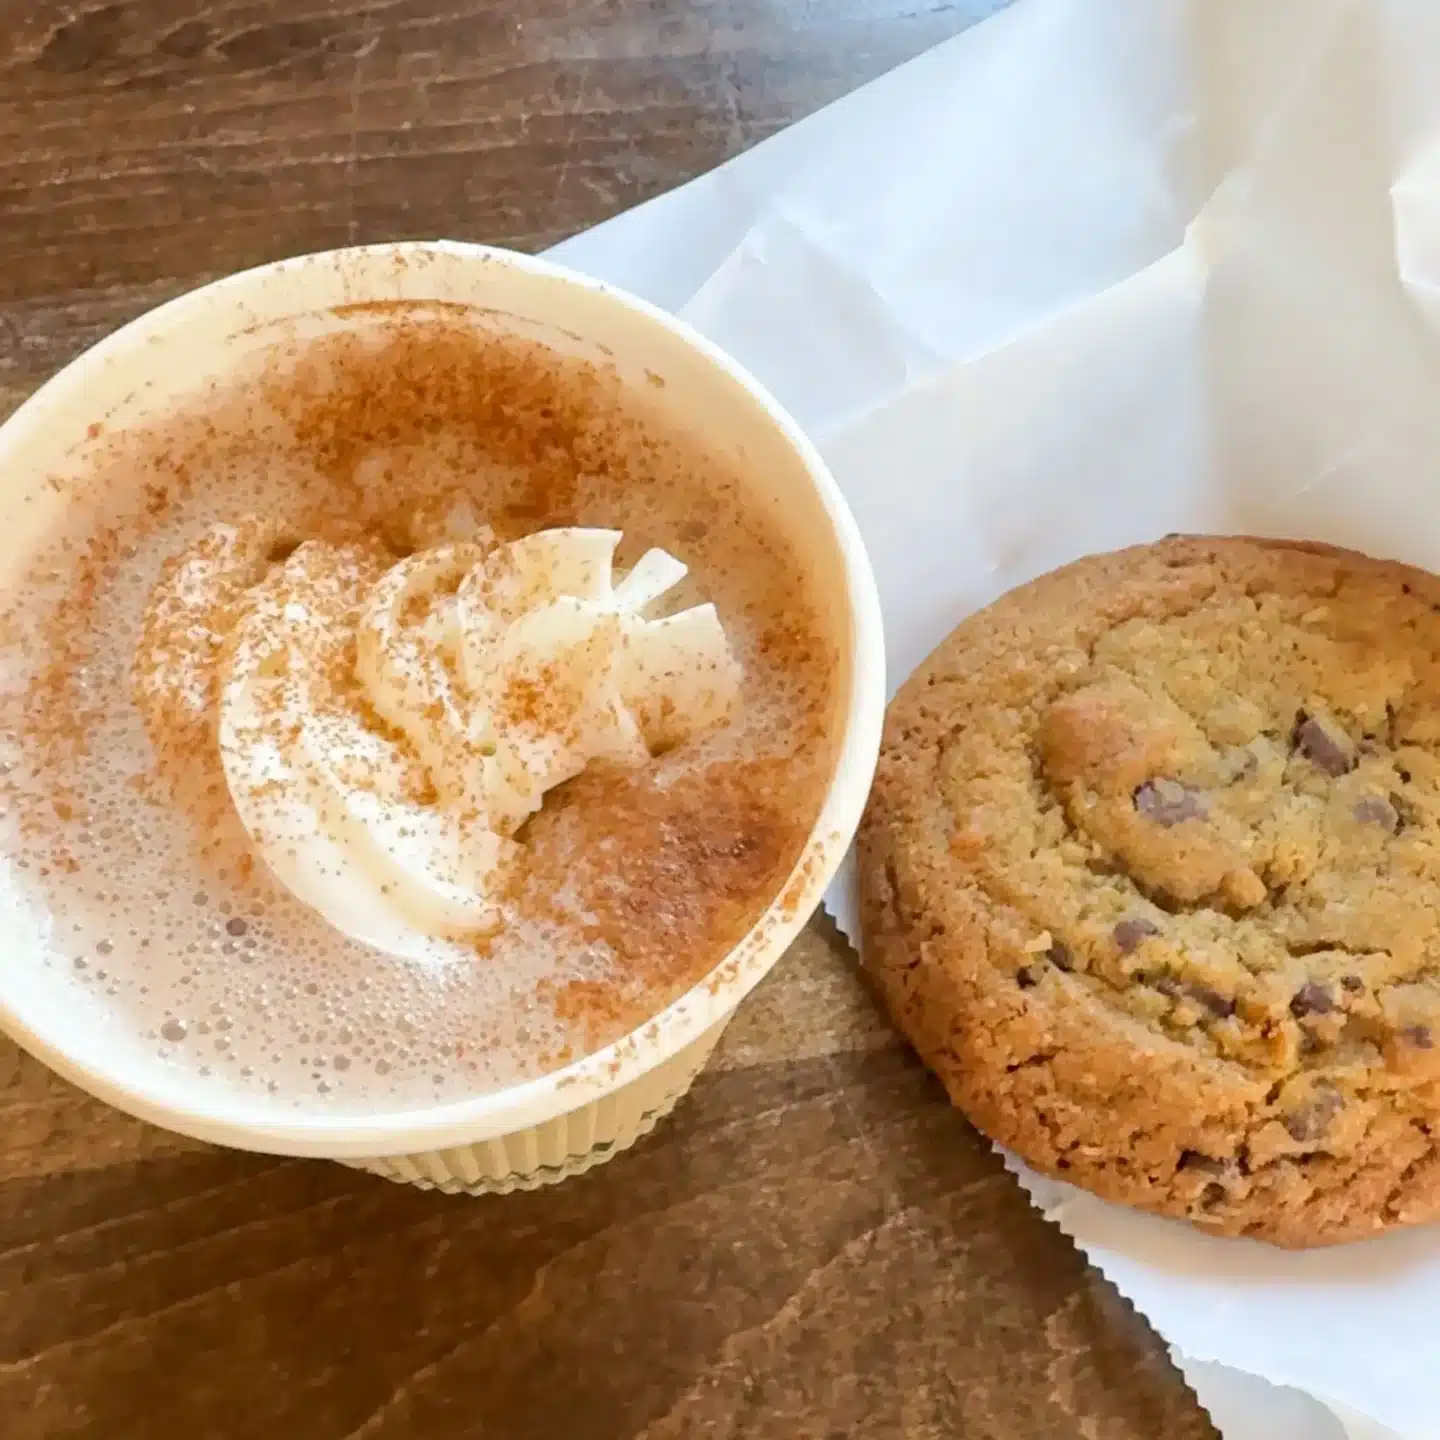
left=548, top=1, right=1440, bottom=1434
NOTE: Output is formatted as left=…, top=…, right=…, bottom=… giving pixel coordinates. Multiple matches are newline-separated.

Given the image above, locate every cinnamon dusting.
left=0, top=310, right=841, bottom=1112
left=524, top=758, right=804, bottom=1046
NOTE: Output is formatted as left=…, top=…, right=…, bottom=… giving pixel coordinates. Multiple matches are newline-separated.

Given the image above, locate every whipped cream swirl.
left=145, top=522, right=742, bottom=959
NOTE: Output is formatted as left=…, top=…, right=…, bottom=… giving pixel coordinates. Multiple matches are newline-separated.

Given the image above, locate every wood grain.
left=0, top=3, right=1218, bottom=1436
left=0, top=935, right=1214, bottom=1440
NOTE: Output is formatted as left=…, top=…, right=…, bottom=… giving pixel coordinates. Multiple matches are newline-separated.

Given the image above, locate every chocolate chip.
left=1113, top=916, right=1161, bottom=954
left=1284, top=1086, right=1343, bottom=1143
left=225, top=917, right=249, bottom=937
left=1133, top=778, right=1207, bottom=826
left=1190, top=984, right=1236, bottom=1019
left=1047, top=942, right=1073, bottom=971
left=1016, top=966, right=1039, bottom=989
left=1403, top=1023, right=1434, bottom=1050
left=1352, top=795, right=1399, bottom=832
left=1292, top=714, right=1354, bottom=776
left=1155, top=974, right=1234, bottom=1017
left=1290, top=982, right=1335, bottom=1018
left=1177, top=1150, right=1227, bottom=1176
left=1341, top=974, right=1364, bottom=993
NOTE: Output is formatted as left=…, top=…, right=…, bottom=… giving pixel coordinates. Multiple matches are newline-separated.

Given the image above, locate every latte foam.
left=0, top=315, right=838, bottom=1117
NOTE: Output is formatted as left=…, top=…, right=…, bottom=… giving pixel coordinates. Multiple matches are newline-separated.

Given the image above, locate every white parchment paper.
left=549, top=1, right=1440, bottom=1433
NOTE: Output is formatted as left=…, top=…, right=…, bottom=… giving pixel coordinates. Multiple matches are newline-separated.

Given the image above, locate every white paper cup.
left=0, top=242, right=884, bottom=1193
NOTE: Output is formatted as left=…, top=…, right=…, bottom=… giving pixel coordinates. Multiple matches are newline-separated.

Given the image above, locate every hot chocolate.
left=0, top=311, right=840, bottom=1117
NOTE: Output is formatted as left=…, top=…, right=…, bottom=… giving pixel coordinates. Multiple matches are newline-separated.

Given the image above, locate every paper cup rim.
left=0, top=241, right=885, bottom=1157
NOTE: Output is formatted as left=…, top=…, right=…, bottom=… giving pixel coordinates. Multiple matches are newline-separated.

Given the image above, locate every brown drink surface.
left=0, top=314, right=840, bottom=1115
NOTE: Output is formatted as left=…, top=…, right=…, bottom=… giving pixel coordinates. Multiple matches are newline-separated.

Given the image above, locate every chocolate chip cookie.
left=858, top=536, right=1440, bottom=1247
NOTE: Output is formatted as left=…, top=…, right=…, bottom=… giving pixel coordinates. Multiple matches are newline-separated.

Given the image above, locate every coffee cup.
left=0, top=242, right=884, bottom=1192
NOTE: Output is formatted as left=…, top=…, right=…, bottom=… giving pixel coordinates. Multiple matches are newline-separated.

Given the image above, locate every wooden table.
left=0, top=4, right=1216, bottom=1436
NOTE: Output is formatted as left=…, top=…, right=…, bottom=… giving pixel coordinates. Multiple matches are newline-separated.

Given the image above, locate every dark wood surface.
left=0, top=4, right=1216, bottom=1436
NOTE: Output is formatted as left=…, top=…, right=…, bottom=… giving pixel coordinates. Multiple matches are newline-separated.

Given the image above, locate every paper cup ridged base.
left=342, top=1018, right=728, bottom=1194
